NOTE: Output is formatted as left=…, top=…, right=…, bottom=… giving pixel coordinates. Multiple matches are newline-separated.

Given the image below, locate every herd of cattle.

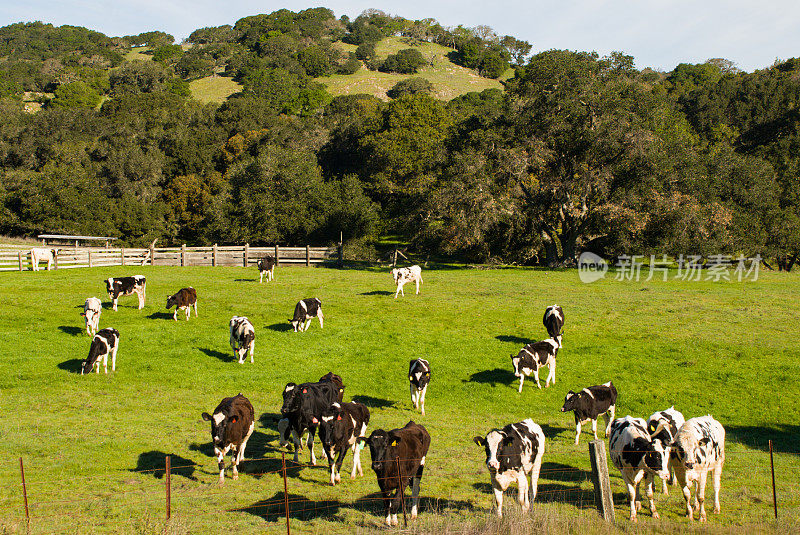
left=71, top=260, right=726, bottom=525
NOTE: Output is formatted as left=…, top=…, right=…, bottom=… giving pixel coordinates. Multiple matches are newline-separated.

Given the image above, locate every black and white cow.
left=360, top=421, right=431, bottom=526
left=542, top=304, right=564, bottom=348
left=81, top=328, right=119, bottom=375
left=560, top=381, right=617, bottom=445
left=647, top=406, right=686, bottom=494
left=391, top=265, right=423, bottom=298
left=608, top=416, right=671, bottom=522
left=105, top=276, right=146, bottom=311
left=473, top=419, right=545, bottom=517
left=257, top=255, right=275, bottom=283
left=408, top=359, right=431, bottom=415
left=81, top=297, right=102, bottom=336
left=166, top=287, right=197, bottom=321
left=318, top=401, right=370, bottom=485
left=511, top=339, right=558, bottom=392
left=201, top=394, right=255, bottom=485
left=289, top=298, right=323, bottom=332
left=30, top=247, right=56, bottom=271
left=229, top=316, right=255, bottom=364
left=278, top=373, right=345, bottom=464
left=670, top=415, right=726, bottom=522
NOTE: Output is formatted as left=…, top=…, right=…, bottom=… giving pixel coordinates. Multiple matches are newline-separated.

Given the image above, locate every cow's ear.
left=473, top=436, right=485, bottom=447
left=201, top=412, right=212, bottom=421
left=231, top=415, right=238, bottom=423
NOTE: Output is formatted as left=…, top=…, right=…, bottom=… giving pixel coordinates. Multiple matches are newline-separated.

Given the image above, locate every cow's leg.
left=712, top=462, right=723, bottom=514
left=492, top=481, right=505, bottom=517
left=411, top=459, right=425, bottom=519
left=415, top=278, right=420, bottom=294
left=645, top=473, right=659, bottom=518
left=193, top=301, right=198, bottom=317
left=291, top=429, right=301, bottom=463
left=410, top=383, right=417, bottom=408
left=102, top=352, right=108, bottom=374
left=216, top=448, right=226, bottom=485
left=518, top=374, right=525, bottom=393
left=334, top=448, right=347, bottom=484
left=546, top=360, right=555, bottom=387
left=697, top=470, right=709, bottom=521
left=419, top=384, right=427, bottom=416
left=677, top=470, right=694, bottom=520
left=533, top=367, right=542, bottom=389
left=307, top=427, right=317, bottom=465
left=112, top=298, right=118, bottom=312
left=304, top=318, right=312, bottom=331
left=234, top=426, right=253, bottom=480
left=394, top=284, right=401, bottom=298
left=517, top=471, right=530, bottom=513
left=318, top=310, right=324, bottom=329
left=624, top=475, right=638, bottom=522
left=605, top=406, right=615, bottom=436
left=259, top=271, right=263, bottom=283
left=574, top=421, right=582, bottom=445
left=249, top=340, right=254, bottom=363
left=237, top=346, right=245, bottom=364
left=111, top=343, right=118, bottom=372
left=137, top=289, right=145, bottom=310
left=173, top=308, right=178, bottom=321
left=383, top=490, right=395, bottom=525
left=529, top=450, right=543, bottom=503
left=185, top=306, right=191, bottom=320
left=591, top=418, right=599, bottom=440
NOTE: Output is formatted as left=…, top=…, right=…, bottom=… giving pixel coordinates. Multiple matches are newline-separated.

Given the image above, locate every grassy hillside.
left=318, top=37, right=510, bottom=101
left=0, top=266, right=797, bottom=534
left=188, top=76, right=242, bottom=104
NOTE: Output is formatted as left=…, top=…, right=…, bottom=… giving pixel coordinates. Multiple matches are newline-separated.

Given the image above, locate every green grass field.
left=1, top=265, right=798, bottom=534
left=188, top=76, right=242, bottom=104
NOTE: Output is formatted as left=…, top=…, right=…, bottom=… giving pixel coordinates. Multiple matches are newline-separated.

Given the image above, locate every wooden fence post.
left=306, top=245, right=310, bottom=267
left=88, top=249, right=93, bottom=269
left=165, top=455, right=171, bottom=520
left=282, top=452, right=291, bottom=535
left=18, top=251, right=23, bottom=271
left=275, top=245, right=280, bottom=267
left=19, top=457, right=30, bottom=530
left=770, top=440, right=778, bottom=519
left=53, top=250, right=58, bottom=270
left=181, top=244, right=186, bottom=267
left=212, top=244, right=217, bottom=267
left=589, top=440, right=615, bottom=522
left=150, top=243, right=155, bottom=266
left=244, top=243, right=249, bottom=268
left=121, top=247, right=125, bottom=266
left=338, top=240, right=343, bottom=268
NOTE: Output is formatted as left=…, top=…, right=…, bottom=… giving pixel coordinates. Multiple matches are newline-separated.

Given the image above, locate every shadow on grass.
left=57, top=358, right=83, bottom=374
left=198, top=347, right=235, bottom=362
left=239, top=492, right=346, bottom=521
left=58, top=325, right=84, bottom=336
left=359, top=290, right=393, bottom=296
left=351, top=395, right=395, bottom=409
left=726, top=424, right=800, bottom=452
left=132, top=451, right=197, bottom=480
left=259, top=412, right=283, bottom=431
left=146, top=312, right=173, bottom=320
left=538, top=424, right=569, bottom=440
left=464, top=368, right=516, bottom=387
left=471, top=481, right=591, bottom=506
left=539, top=462, right=590, bottom=483
left=234, top=278, right=259, bottom=282
left=266, top=323, right=293, bottom=332
left=495, top=335, right=530, bottom=345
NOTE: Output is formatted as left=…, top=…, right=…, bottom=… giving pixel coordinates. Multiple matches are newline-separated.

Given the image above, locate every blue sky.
left=2, top=0, right=798, bottom=72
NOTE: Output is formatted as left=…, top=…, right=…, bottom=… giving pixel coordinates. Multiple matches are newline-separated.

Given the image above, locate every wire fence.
left=7, top=445, right=798, bottom=534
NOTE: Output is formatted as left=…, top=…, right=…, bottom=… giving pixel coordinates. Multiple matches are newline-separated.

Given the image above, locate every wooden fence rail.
left=0, top=244, right=342, bottom=272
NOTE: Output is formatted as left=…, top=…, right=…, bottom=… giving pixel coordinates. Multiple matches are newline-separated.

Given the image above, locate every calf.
left=473, top=419, right=545, bottom=517
left=408, top=359, right=431, bottom=415
left=360, top=421, right=431, bottom=526
left=105, top=276, right=146, bottom=311
left=278, top=373, right=345, bottom=464
left=542, top=304, right=564, bottom=347
left=257, top=255, right=275, bottom=283
left=647, top=406, right=685, bottom=494
left=670, top=415, right=726, bottom=522
left=30, top=248, right=56, bottom=271
left=608, top=416, right=671, bottom=521
left=391, top=265, right=423, bottom=298
left=81, top=328, right=119, bottom=375
left=229, top=316, right=255, bottom=364
left=318, top=401, right=370, bottom=485
left=81, top=297, right=102, bottom=336
left=289, top=298, right=323, bottom=332
left=201, top=394, right=255, bottom=485
left=511, top=339, right=558, bottom=392
left=166, top=287, right=197, bottom=321
left=560, top=381, right=617, bottom=445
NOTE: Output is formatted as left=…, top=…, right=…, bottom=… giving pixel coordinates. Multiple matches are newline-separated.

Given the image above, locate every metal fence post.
left=589, top=440, right=615, bottom=523
left=282, top=452, right=291, bottom=535
left=770, top=440, right=778, bottom=519
left=166, top=455, right=171, bottom=520
left=19, top=457, right=30, bottom=530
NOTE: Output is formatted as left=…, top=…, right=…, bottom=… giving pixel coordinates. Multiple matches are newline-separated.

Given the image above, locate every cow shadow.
left=240, top=492, right=345, bottom=521
left=353, top=492, right=476, bottom=519
left=538, top=424, right=568, bottom=440
left=259, top=412, right=283, bottom=431
left=495, top=335, right=530, bottom=345
left=234, top=278, right=259, bottom=282
left=539, top=462, right=590, bottom=483
left=726, top=424, right=800, bottom=453
left=58, top=326, right=84, bottom=336
left=266, top=323, right=293, bottom=332
left=146, top=312, right=173, bottom=320
left=464, top=368, right=516, bottom=387
left=471, top=481, right=590, bottom=506
left=351, top=395, right=395, bottom=409
left=198, top=347, right=235, bottom=363
left=57, top=358, right=84, bottom=374
left=132, top=451, right=197, bottom=480
left=359, top=290, right=393, bottom=296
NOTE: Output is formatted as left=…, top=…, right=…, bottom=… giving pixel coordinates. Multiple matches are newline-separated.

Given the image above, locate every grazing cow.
left=609, top=416, right=671, bottom=521
left=278, top=373, right=345, bottom=464
left=81, top=328, right=119, bottom=375
left=201, top=394, right=255, bottom=485
left=289, top=298, right=323, bottom=332
left=30, top=248, right=56, bottom=271
left=81, top=297, right=102, bottom=336
left=391, top=265, right=423, bottom=298
left=318, top=401, right=370, bottom=485
left=670, top=416, right=726, bottom=521
left=647, top=406, right=686, bottom=494
left=229, top=316, right=255, bottom=364
left=542, top=304, right=564, bottom=347
left=257, top=255, right=275, bottom=283
left=560, top=381, right=617, bottom=445
left=408, top=359, right=431, bottom=415
left=473, top=419, right=545, bottom=517
left=105, top=276, right=146, bottom=311
left=511, top=339, right=558, bottom=392
left=166, top=287, right=198, bottom=321
left=360, top=421, right=431, bottom=526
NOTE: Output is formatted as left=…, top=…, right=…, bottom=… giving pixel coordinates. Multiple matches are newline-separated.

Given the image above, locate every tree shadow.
left=58, top=325, right=84, bottom=336
left=463, top=368, right=516, bottom=387
left=495, top=335, right=530, bottom=345
left=57, top=358, right=84, bottom=374
left=132, top=451, right=197, bottom=480
left=726, top=424, right=800, bottom=453
left=198, top=347, right=235, bottom=363
left=266, top=323, right=293, bottom=332
left=239, top=492, right=345, bottom=521
left=359, top=290, right=393, bottom=296
left=351, top=395, right=395, bottom=409
left=146, top=312, right=173, bottom=320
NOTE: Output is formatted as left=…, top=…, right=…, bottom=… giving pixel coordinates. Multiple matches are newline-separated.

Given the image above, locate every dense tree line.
left=0, top=10, right=798, bottom=267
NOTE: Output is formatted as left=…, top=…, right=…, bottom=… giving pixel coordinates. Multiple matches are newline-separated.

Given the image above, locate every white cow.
left=30, top=248, right=56, bottom=271
left=647, top=406, right=686, bottom=494
left=81, top=297, right=102, bottom=336
left=391, top=265, right=423, bottom=298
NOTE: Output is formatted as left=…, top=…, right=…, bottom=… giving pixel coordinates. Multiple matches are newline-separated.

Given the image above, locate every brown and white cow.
left=81, top=328, right=119, bottom=375
left=201, top=394, right=255, bottom=485
left=105, top=276, right=146, bottom=311
left=166, top=287, right=197, bottom=321
left=391, top=265, right=423, bottom=298
left=81, top=297, right=102, bottom=336
left=30, top=248, right=56, bottom=271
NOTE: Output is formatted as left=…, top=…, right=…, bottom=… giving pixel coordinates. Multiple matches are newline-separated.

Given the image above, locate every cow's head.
left=671, top=432, right=713, bottom=471
left=277, top=418, right=292, bottom=448
left=166, top=293, right=178, bottom=310
left=511, top=353, right=523, bottom=377
left=409, top=360, right=431, bottom=388
left=104, top=278, right=116, bottom=296
left=359, top=429, right=399, bottom=473
left=474, top=430, right=520, bottom=473
left=317, top=403, right=345, bottom=451
left=202, top=410, right=237, bottom=446
left=281, top=383, right=300, bottom=415
left=561, top=391, right=578, bottom=412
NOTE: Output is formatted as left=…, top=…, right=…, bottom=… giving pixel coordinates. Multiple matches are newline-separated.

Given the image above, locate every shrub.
left=379, top=48, right=426, bottom=74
